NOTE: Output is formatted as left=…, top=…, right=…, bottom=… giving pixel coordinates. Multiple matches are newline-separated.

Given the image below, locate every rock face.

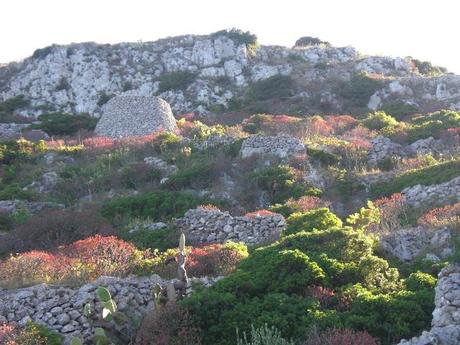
left=176, top=207, right=285, bottom=245
left=402, top=176, right=460, bottom=207
left=240, top=135, right=306, bottom=159
left=380, top=226, right=453, bottom=262
left=0, top=274, right=220, bottom=342
left=397, top=264, right=460, bottom=345
left=95, top=96, right=177, bottom=138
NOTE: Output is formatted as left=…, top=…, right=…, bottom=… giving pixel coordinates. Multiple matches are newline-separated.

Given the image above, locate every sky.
left=1, top=0, right=459, bottom=73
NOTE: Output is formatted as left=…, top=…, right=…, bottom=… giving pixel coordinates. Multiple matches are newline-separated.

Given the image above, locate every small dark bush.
left=285, top=208, right=343, bottom=236
left=158, top=71, right=196, bottom=92
left=246, top=75, right=294, bottom=101
left=212, top=28, right=258, bottom=48
left=337, top=73, right=382, bottom=107
left=32, top=112, right=97, bottom=136
left=32, top=46, right=53, bottom=59
left=0, top=206, right=114, bottom=255
left=0, top=95, right=30, bottom=113
left=97, top=92, right=113, bottom=107
left=370, top=159, right=460, bottom=198
left=101, top=190, right=208, bottom=225
left=294, top=36, right=330, bottom=47
left=380, top=102, right=419, bottom=120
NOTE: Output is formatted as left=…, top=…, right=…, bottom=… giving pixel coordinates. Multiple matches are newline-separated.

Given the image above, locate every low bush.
left=337, top=73, right=382, bottom=108
left=294, top=36, right=330, bottom=47
left=122, top=226, right=180, bottom=252
left=0, top=321, right=62, bottom=345
left=135, top=302, right=202, bottom=345
left=212, top=28, right=258, bottom=48
left=249, top=165, right=318, bottom=204
left=101, top=190, right=208, bottom=225
left=303, top=327, right=379, bottom=345
left=417, top=201, right=460, bottom=231
left=237, top=324, right=294, bottom=345
left=151, top=242, right=249, bottom=279
left=380, top=101, right=419, bottom=120
left=405, top=109, right=460, bottom=142
left=31, top=112, right=97, bottom=136
left=1, top=206, right=114, bottom=254
left=362, top=111, right=399, bottom=131
left=370, top=159, right=460, bottom=198
left=158, top=71, right=196, bottom=92
left=0, top=235, right=150, bottom=288
left=270, top=196, right=331, bottom=217
left=246, top=75, right=294, bottom=101
left=285, top=208, right=342, bottom=236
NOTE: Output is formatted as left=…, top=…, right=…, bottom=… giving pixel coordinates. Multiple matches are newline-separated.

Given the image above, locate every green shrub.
left=101, top=191, right=208, bottom=225
left=181, top=224, right=423, bottom=345
left=362, top=111, right=399, bottom=131
left=0, top=183, right=37, bottom=201
left=285, top=208, right=342, bottom=236
left=166, top=159, right=216, bottom=190
left=250, top=165, right=317, bottom=204
left=97, top=92, right=113, bottom=107
left=32, top=112, right=97, bottom=136
left=212, top=28, right=258, bottom=48
left=152, top=132, right=182, bottom=153
left=306, top=148, right=340, bottom=166
left=337, top=73, right=382, bottom=107
left=246, top=75, right=294, bottom=101
left=122, top=226, right=179, bottom=251
left=158, top=71, right=196, bottom=92
left=0, top=95, right=30, bottom=113
left=237, top=324, right=294, bottom=345
left=380, top=102, right=419, bottom=120
left=404, top=271, right=437, bottom=291
left=370, top=160, right=460, bottom=198
left=411, top=59, right=447, bottom=76
left=405, top=109, right=460, bottom=142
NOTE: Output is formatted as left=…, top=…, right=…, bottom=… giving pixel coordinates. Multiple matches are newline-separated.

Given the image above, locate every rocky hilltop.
left=1, top=30, right=460, bottom=117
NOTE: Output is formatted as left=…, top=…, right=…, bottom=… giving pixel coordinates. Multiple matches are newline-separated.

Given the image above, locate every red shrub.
left=186, top=243, right=247, bottom=277
left=286, top=196, right=331, bottom=213
left=342, top=125, right=375, bottom=141
left=0, top=236, right=148, bottom=288
left=325, top=115, right=357, bottom=133
left=198, top=204, right=221, bottom=212
left=306, top=285, right=336, bottom=308
left=0, top=323, right=19, bottom=344
left=371, top=193, right=407, bottom=234
left=135, top=302, right=201, bottom=345
left=418, top=202, right=460, bottom=230
left=305, top=117, right=334, bottom=137
left=63, top=235, right=141, bottom=276
left=304, top=327, right=379, bottom=345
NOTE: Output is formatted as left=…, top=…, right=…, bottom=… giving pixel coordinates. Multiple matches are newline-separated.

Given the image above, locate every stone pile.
left=397, top=264, right=460, bottom=345
left=402, top=176, right=460, bottom=207
left=0, top=274, right=221, bottom=343
left=95, top=96, right=178, bottom=138
left=0, top=199, right=64, bottom=214
left=240, top=135, right=306, bottom=159
left=380, top=226, right=453, bottom=262
left=176, top=207, right=285, bottom=245
left=367, top=135, right=405, bottom=166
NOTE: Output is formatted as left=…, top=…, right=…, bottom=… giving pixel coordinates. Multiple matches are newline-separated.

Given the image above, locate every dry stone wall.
left=0, top=274, right=220, bottom=343
left=402, top=176, right=460, bottom=207
left=240, top=135, right=306, bottom=159
left=380, top=226, right=454, bottom=262
left=176, top=207, right=285, bottom=245
left=397, top=264, right=460, bottom=345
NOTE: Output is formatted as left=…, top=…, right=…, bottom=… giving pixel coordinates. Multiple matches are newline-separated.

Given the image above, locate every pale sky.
left=1, top=0, right=459, bottom=73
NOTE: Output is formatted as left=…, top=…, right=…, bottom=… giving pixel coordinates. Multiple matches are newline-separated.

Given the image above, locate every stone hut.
left=95, top=96, right=178, bottom=138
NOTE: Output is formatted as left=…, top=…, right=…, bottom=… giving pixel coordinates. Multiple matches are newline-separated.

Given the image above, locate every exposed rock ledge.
left=397, top=264, right=460, bottom=345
